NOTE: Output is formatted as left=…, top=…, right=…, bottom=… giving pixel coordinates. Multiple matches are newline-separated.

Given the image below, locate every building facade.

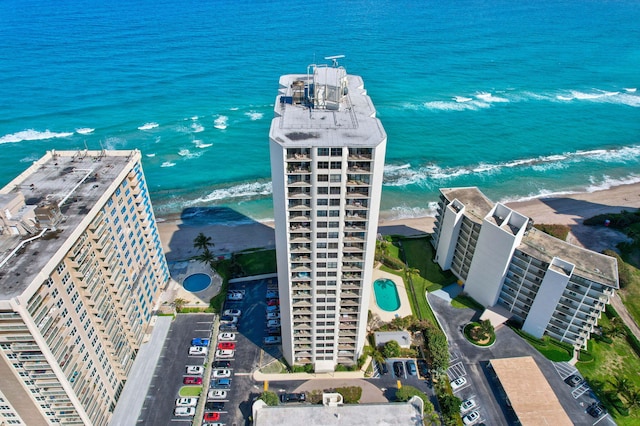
left=432, top=187, right=618, bottom=348
left=0, top=150, right=169, bottom=425
left=269, top=60, right=387, bottom=371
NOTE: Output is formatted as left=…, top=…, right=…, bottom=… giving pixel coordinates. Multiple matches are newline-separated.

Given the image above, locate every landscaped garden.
left=463, top=320, right=496, bottom=346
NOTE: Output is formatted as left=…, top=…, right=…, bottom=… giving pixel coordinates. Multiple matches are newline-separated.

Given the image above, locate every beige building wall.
left=0, top=150, right=169, bottom=425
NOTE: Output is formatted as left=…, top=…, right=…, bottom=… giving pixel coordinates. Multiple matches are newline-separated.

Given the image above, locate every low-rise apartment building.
left=432, top=187, right=618, bottom=349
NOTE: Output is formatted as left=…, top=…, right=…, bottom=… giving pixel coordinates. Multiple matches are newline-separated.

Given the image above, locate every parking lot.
left=429, top=290, right=614, bottom=425
left=138, top=314, right=215, bottom=425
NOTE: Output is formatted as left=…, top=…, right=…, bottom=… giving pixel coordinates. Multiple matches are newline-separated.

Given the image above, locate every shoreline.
left=157, top=182, right=640, bottom=261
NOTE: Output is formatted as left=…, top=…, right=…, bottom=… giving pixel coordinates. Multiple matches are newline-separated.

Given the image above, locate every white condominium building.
left=432, top=187, right=618, bottom=349
left=269, top=59, right=387, bottom=372
left=0, top=150, right=169, bottom=425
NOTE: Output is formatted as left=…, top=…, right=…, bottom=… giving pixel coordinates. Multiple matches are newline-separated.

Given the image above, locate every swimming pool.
left=373, top=278, right=401, bottom=312
left=183, top=273, right=212, bottom=292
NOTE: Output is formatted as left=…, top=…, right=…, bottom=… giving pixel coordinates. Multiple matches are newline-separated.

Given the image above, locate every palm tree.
left=173, top=298, right=187, bottom=311
left=611, top=375, right=631, bottom=397
left=194, top=247, right=216, bottom=267
left=193, top=232, right=214, bottom=252
left=625, top=387, right=640, bottom=413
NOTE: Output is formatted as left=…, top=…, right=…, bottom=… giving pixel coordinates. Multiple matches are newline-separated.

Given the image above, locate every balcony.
left=347, top=163, right=371, bottom=173
left=289, top=213, right=311, bottom=222
left=346, top=178, right=370, bottom=187
left=287, top=164, right=311, bottom=174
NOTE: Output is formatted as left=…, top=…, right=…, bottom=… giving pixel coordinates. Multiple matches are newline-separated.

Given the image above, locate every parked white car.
left=189, top=346, right=208, bottom=356
left=223, top=309, right=242, bottom=317
left=208, top=389, right=228, bottom=400
left=212, top=369, right=232, bottom=378
left=218, top=332, right=236, bottom=341
left=174, top=406, right=195, bottom=416
left=450, top=376, right=467, bottom=391
left=463, top=410, right=480, bottom=425
left=460, top=398, right=477, bottom=413
left=215, top=349, right=235, bottom=359
left=175, top=397, right=198, bottom=407
left=186, top=365, right=204, bottom=375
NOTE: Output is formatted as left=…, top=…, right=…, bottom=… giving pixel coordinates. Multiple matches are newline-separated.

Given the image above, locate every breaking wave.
left=0, top=129, right=74, bottom=144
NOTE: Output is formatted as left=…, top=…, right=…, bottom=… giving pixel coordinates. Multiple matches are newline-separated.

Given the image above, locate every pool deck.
left=370, top=267, right=413, bottom=322
left=161, top=260, right=223, bottom=309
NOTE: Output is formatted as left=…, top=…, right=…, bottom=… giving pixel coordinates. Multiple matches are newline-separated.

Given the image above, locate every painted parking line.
left=447, top=361, right=466, bottom=379
left=572, top=383, right=591, bottom=399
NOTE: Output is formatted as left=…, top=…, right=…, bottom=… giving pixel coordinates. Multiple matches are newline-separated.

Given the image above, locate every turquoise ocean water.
left=1, top=0, right=639, bottom=223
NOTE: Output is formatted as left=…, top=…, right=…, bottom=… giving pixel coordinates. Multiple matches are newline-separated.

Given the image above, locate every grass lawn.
left=179, top=386, right=202, bottom=397
left=577, top=315, right=640, bottom=425
left=235, top=248, right=276, bottom=275
left=618, top=262, right=640, bottom=327
left=451, top=294, right=484, bottom=311
left=400, top=237, right=456, bottom=291
left=260, top=359, right=287, bottom=374
left=510, top=328, right=573, bottom=362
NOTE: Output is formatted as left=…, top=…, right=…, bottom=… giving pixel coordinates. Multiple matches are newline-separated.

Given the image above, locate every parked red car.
left=203, top=412, right=221, bottom=421
left=183, top=376, right=203, bottom=385
left=217, top=342, right=236, bottom=350
left=267, top=298, right=280, bottom=306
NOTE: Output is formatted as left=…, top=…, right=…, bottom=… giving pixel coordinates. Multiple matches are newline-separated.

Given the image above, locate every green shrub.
left=382, top=340, right=401, bottom=358
left=533, top=223, right=571, bottom=240
left=292, top=364, right=314, bottom=373
left=258, top=391, right=279, bottom=406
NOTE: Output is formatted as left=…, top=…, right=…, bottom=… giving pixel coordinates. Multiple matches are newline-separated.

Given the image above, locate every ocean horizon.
left=1, top=0, right=639, bottom=224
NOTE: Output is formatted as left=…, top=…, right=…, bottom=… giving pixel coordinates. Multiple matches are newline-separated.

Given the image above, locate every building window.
left=317, top=199, right=328, bottom=206
left=330, top=162, right=342, bottom=169
left=317, top=187, right=328, bottom=194
left=330, top=148, right=342, bottom=156
left=317, top=148, right=329, bottom=156
left=318, top=175, right=329, bottom=182
left=330, top=174, right=341, bottom=183
left=317, top=162, right=329, bottom=169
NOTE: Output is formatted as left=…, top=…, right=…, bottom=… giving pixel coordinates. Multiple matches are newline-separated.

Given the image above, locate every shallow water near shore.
left=1, top=0, right=639, bottom=223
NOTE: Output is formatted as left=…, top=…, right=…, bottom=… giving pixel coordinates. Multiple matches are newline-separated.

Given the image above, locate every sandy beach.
left=157, top=182, right=640, bottom=261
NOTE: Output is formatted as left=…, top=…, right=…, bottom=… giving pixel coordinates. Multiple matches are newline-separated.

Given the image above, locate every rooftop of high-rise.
left=270, top=60, right=386, bottom=148
left=0, top=150, right=141, bottom=299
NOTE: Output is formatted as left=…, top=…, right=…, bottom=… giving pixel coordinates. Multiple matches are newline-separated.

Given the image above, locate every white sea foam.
left=146, top=153, right=156, bottom=157
left=624, top=88, right=637, bottom=93
left=161, top=161, right=176, bottom=167
left=191, top=181, right=273, bottom=203
left=214, top=116, right=228, bottom=130
left=191, top=116, right=199, bottom=120
left=76, top=128, right=95, bottom=135
left=453, top=96, right=472, bottom=103
left=475, top=92, right=509, bottom=103
left=245, top=111, right=263, bottom=121
left=230, top=107, right=239, bottom=111
left=191, top=122, right=205, bottom=133
left=138, top=122, right=159, bottom=130
left=0, top=129, right=74, bottom=144
left=382, top=145, right=640, bottom=189
left=193, top=139, right=213, bottom=148
left=386, top=205, right=436, bottom=220
left=178, top=149, right=202, bottom=159
left=20, top=154, right=40, bottom=163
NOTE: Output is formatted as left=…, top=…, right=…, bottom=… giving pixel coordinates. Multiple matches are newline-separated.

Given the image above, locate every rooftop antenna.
left=325, top=55, right=345, bottom=67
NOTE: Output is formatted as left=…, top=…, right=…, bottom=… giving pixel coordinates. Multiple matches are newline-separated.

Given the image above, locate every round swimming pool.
left=183, top=273, right=212, bottom=292
left=373, top=278, right=401, bottom=312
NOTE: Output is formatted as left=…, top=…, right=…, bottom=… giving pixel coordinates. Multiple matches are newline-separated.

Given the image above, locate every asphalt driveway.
left=428, top=290, right=606, bottom=425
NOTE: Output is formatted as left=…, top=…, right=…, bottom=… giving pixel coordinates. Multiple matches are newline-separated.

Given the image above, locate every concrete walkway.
left=109, top=316, right=173, bottom=426
left=253, top=370, right=365, bottom=382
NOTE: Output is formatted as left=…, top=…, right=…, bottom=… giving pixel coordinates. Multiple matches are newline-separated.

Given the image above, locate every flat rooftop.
left=440, top=187, right=618, bottom=288
left=253, top=399, right=423, bottom=426
left=0, top=150, right=139, bottom=299
left=270, top=66, right=386, bottom=148
left=440, top=187, right=494, bottom=224
left=490, top=356, right=572, bottom=426
left=519, top=227, right=618, bottom=288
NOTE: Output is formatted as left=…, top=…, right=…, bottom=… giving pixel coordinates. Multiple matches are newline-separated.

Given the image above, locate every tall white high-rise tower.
left=269, top=58, right=387, bottom=372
